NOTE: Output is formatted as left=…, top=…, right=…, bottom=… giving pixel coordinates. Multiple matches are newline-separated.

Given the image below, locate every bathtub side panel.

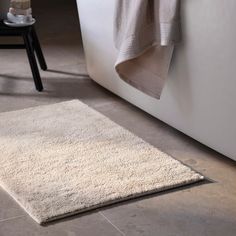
left=77, top=0, right=236, bottom=161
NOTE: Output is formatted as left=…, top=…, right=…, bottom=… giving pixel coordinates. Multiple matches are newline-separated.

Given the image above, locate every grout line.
left=99, top=211, right=126, bottom=236
left=0, top=215, right=25, bottom=223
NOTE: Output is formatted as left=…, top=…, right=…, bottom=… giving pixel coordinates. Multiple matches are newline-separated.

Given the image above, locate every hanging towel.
left=114, top=0, right=181, bottom=99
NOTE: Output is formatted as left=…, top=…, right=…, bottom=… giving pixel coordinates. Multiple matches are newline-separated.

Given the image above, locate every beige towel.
left=114, top=0, right=181, bottom=99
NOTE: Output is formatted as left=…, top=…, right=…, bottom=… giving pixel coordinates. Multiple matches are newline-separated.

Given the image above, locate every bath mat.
left=0, top=100, right=204, bottom=224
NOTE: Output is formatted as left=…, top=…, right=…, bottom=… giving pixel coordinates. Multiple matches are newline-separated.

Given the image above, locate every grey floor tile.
left=0, top=212, right=123, bottom=236
left=100, top=183, right=236, bottom=236
left=0, top=188, right=25, bottom=221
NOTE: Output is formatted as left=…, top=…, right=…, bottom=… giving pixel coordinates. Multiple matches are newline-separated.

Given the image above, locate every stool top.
left=0, top=20, right=34, bottom=35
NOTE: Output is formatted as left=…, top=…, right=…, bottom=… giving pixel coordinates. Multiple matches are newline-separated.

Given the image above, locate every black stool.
left=0, top=21, right=47, bottom=91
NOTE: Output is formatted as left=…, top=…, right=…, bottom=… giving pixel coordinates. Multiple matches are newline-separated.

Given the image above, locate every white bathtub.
left=77, top=0, right=236, bottom=161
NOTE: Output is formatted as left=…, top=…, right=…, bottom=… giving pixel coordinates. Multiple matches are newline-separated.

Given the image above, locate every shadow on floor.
left=0, top=73, right=115, bottom=100
left=46, top=69, right=89, bottom=78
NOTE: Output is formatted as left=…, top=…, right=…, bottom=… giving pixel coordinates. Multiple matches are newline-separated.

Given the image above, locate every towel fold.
left=114, top=0, right=181, bottom=99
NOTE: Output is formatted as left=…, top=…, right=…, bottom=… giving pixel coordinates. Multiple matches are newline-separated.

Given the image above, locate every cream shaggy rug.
left=0, top=100, right=204, bottom=224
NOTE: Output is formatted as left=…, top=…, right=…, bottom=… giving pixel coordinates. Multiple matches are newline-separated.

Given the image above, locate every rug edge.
left=39, top=175, right=204, bottom=225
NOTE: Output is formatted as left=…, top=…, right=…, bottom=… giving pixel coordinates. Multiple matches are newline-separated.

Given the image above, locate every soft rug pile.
left=0, top=100, right=203, bottom=224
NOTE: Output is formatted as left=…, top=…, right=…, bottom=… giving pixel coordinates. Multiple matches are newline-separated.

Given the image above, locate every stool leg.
left=30, top=27, right=47, bottom=71
left=23, top=33, right=43, bottom=92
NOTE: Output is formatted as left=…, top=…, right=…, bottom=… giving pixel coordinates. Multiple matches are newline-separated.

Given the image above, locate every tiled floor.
left=0, top=0, right=236, bottom=235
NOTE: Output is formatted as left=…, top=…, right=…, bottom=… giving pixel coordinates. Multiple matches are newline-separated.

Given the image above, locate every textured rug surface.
left=0, top=100, right=204, bottom=224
